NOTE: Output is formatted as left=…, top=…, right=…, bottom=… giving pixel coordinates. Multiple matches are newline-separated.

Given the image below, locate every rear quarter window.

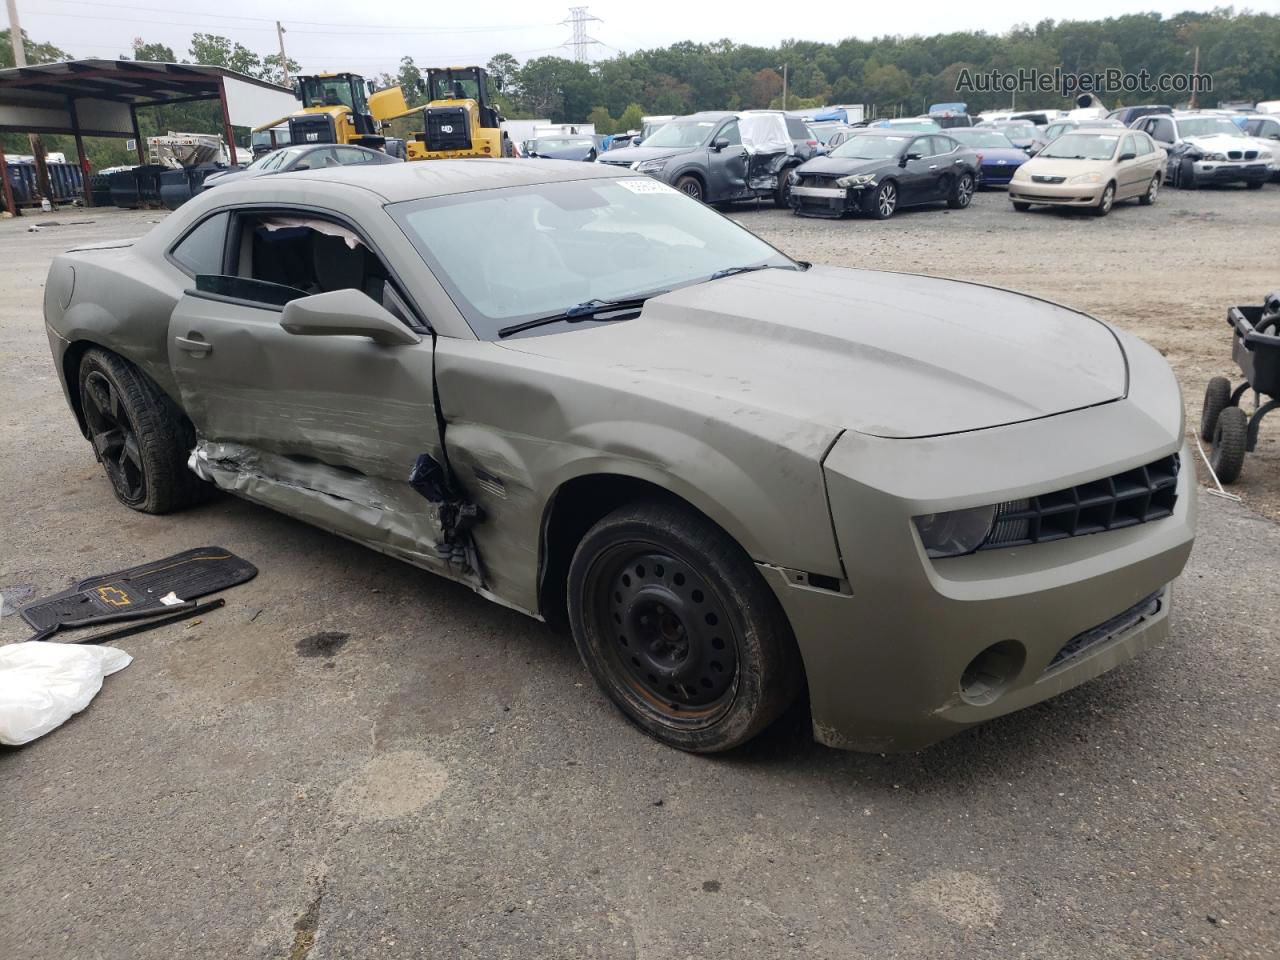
left=170, top=211, right=229, bottom=276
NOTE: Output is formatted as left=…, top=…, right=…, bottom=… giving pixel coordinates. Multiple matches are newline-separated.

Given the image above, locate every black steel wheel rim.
left=587, top=542, right=739, bottom=726
left=83, top=370, right=145, bottom=503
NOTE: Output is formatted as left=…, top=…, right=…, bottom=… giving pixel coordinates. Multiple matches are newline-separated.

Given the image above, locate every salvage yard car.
left=43, top=159, right=1196, bottom=754
left=1131, top=112, right=1276, bottom=189
left=596, top=110, right=803, bottom=206
left=947, top=128, right=1028, bottom=186
left=789, top=129, right=979, bottom=218
left=1009, top=129, right=1166, bottom=215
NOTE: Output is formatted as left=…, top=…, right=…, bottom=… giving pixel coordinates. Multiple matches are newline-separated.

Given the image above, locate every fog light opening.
left=960, top=640, right=1026, bottom=706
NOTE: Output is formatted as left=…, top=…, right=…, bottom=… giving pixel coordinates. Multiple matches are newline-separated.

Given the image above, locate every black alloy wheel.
left=83, top=368, right=146, bottom=506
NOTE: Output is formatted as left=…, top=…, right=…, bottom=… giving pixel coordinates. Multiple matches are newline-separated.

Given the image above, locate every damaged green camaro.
left=43, top=160, right=1196, bottom=753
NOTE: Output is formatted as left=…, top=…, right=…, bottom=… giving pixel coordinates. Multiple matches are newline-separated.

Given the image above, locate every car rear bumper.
left=762, top=369, right=1195, bottom=752
left=1008, top=180, right=1106, bottom=205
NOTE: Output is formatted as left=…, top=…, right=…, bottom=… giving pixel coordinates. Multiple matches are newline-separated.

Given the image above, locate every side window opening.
left=170, top=211, right=230, bottom=276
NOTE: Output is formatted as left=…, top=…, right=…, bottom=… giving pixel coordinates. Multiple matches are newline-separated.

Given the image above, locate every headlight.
left=1067, top=172, right=1102, bottom=184
left=913, top=506, right=997, bottom=559
left=834, top=173, right=876, bottom=188
left=1202, top=152, right=1227, bottom=162
left=632, top=158, right=667, bottom=174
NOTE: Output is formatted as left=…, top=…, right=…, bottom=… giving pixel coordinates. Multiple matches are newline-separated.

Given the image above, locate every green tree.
left=617, top=102, right=644, bottom=133
left=0, top=28, right=69, bottom=68
left=486, top=53, right=520, bottom=95
left=749, top=68, right=783, bottom=108
left=188, top=33, right=262, bottom=77
left=129, top=39, right=176, bottom=63
left=587, top=105, right=616, bottom=134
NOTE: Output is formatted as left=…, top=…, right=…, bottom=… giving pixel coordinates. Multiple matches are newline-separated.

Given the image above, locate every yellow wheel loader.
left=251, top=73, right=409, bottom=151
left=377, top=66, right=510, bottom=160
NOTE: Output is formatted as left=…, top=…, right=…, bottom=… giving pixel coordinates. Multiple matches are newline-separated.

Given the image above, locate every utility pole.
left=1188, top=45, right=1200, bottom=110
left=781, top=63, right=788, bottom=111
left=4, top=0, right=53, bottom=208
left=275, top=21, right=290, bottom=85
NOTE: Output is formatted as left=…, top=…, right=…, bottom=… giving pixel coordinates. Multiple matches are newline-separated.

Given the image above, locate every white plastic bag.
left=0, top=642, right=132, bottom=746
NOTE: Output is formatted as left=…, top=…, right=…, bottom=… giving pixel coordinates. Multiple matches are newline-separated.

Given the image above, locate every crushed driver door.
left=166, top=276, right=463, bottom=578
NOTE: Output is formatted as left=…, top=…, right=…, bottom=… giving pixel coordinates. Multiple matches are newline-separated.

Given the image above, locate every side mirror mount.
left=631, top=136, right=642, bottom=146
left=712, top=137, right=730, bottom=152
left=280, top=289, right=420, bottom=346
left=1118, top=152, right=1137, bottom=162
left=898, top=154, right=912, bottom=166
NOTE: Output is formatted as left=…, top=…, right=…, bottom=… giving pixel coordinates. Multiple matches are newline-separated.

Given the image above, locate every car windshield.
left=246, top=151, right=282, bottom=170
left=641, top=120, right=716, bottom=148
left=1038, top=133, right=1120, bottom=160
left=536, top=138, right=592, bottom=151
left=1177, top=117, right=1244, bottom=138
left=830, top=135, right=910, bottom=160
left=999, top=124, right=1036, bottom=138
left=808, top=123, right=846, bottom=144
left=390, top=177, right=793, bottom=339
left=952, top=131, right=1014, bottom=149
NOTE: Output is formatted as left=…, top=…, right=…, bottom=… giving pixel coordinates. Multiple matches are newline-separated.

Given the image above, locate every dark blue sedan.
left=949, top=129, right=1029, bottom=186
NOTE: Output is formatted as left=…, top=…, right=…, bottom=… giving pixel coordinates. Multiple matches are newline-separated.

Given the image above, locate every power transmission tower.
left=560, top=6, right=602, bottom=63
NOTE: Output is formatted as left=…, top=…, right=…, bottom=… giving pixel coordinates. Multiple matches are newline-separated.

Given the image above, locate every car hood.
left=1183, top=133, right=1263, bottom=153
left=975, top=147, right=1028, bottom=164
left=1019, top=155, right=1116, bottom=178
left=596, top=145, right=689, bottom=164
left=795, top=155, right=889, bottom=177
left=532, top=147, right=594, bottom=161
left=498, top=266, right=1128, bottom=440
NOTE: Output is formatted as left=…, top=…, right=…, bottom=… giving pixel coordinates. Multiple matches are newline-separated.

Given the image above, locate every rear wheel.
left=866, top=180, right=898, bottom=219
left=773, top=169, right=793, bottom=208
left=946, top=172, right=975, bottom=209
left=78, top=348, right=208, bottom=514
left=567, top=500, right=801, bottom=752
left=674, top=174, right=704, bottom=203
left=1093, top=182, right=1115, bottom=216
left=1210, top=406, right=1248, bottom=484
left=1200, top=376, right=1233, bottom=442
left=1139, top=174, right=1160, bottom=205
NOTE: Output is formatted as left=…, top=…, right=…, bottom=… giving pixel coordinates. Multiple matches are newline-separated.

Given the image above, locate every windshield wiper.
left=497, top=295, right=661, bottom=339
left=707, top=263, right=794, bottom=282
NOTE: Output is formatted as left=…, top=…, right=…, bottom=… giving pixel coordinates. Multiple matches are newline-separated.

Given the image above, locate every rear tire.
left=773, top=169, right=793, bottom=208
left=1139, top=174, right=1160, bottom=205
left=566, top=499, right=802, bottom=753
left=1200, top=376, right=1233, bottom=442
left=946, top=172, right=975, bottom=209
left=1210, top=406, right=1248, bottom=485
left=78, top=348, right=209, bottom=514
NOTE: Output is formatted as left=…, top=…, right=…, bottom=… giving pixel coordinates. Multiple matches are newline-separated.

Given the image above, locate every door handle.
left=928, top=164, right=938, bottom=170
left=175, top=335, right=212, bottom=355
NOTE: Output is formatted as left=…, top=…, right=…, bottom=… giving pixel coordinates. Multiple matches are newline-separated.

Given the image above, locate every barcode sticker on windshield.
left=617, top=178, right=676, bottom=194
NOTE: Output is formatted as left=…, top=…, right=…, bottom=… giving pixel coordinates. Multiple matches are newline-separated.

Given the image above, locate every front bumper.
left=1008, top=179, right=1106, bottom=206
left=790, top=183, right=863, bottom=218
left=761, top=342, right=1196, bottom=752
left=1191, top=160, right=1272, bottom=184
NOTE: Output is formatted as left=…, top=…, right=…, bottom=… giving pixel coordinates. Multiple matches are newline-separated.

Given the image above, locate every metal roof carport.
left=0, top=59, right=295, bottom=213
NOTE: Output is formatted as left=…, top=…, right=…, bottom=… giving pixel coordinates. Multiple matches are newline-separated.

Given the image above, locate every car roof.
left=281, top=157, right=627, bottom=202
left=854, top=128, right=925, bottom=137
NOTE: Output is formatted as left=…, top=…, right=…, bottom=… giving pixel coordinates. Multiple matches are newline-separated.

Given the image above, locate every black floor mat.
left=20, top=547, right=257, bottom=633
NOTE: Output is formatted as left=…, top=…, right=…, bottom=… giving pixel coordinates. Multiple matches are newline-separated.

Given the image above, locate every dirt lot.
left=1, top=190, right=1278, bottom=960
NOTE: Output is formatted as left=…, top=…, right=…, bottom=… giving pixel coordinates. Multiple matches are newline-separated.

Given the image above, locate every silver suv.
left=1131, top=112, right=1275, bottom=188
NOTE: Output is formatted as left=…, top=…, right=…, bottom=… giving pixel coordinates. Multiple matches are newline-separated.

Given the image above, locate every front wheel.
left=1012, top=200, right=1031, bottom=212
left=673, top=174, right=704, bottom=203
left=1246, top=179, right=1265, bottom=190
left=1093, top=182, right=1115, bottom=216
left=866, top=180, right=898, bottom=219
left=567, top=500, right=802, bottom=752
left=773, top=170, right=793, bottom=208
left=946, top=172, right=975, bottom=209
left=1139, top=174, right=1160, bottom=205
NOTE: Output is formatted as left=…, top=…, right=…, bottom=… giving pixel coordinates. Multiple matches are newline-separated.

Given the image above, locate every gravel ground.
left=1, top=193, right=1277, bottom=960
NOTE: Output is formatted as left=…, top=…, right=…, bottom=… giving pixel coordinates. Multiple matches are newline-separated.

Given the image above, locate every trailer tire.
left=1200, top=376, right=1233, bottom=442
left=1210, top=406, right=1248, bottom=485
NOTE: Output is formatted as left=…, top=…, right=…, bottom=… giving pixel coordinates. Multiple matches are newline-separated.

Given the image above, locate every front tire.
left=567, top=500, right=802, bottom=753
left=1012, top=200, right=1031, bottom=212
left=674, top=174, right=704, bottom=203
left=866, top=180, right=898, bottom=219
left=946, top=172, right=975, bottom=209
left=78, top=348, right=207, bottom=514
left=1246, top=179, right=1265, bottom=190
left=773, top=170, right=793, bottom=208
left=1093, top=182, right=1115, bottom=216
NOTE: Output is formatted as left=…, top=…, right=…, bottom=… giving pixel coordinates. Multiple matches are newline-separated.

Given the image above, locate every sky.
left=16, top=0, right=1238, bottom=77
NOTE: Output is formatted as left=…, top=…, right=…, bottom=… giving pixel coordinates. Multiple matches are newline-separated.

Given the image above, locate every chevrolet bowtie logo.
left=95, top=585, right=132, bottom=607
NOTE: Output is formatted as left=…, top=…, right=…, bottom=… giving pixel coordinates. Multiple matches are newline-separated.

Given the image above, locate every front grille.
left=1045, top=589, right=1164, bottom=672
left=1227, top=150, right=1242, bottom=160
left=1032, top=174, right=1066, bottom=184
left=598, top=159, right=632, bottom=167
left=981, top=453, right=1179, bottom=550
left=422, top=107, right=471, bottom=151
left=802, top=175, right=840, bottom=187
left=1244, top=150, right=1258, bottom=160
